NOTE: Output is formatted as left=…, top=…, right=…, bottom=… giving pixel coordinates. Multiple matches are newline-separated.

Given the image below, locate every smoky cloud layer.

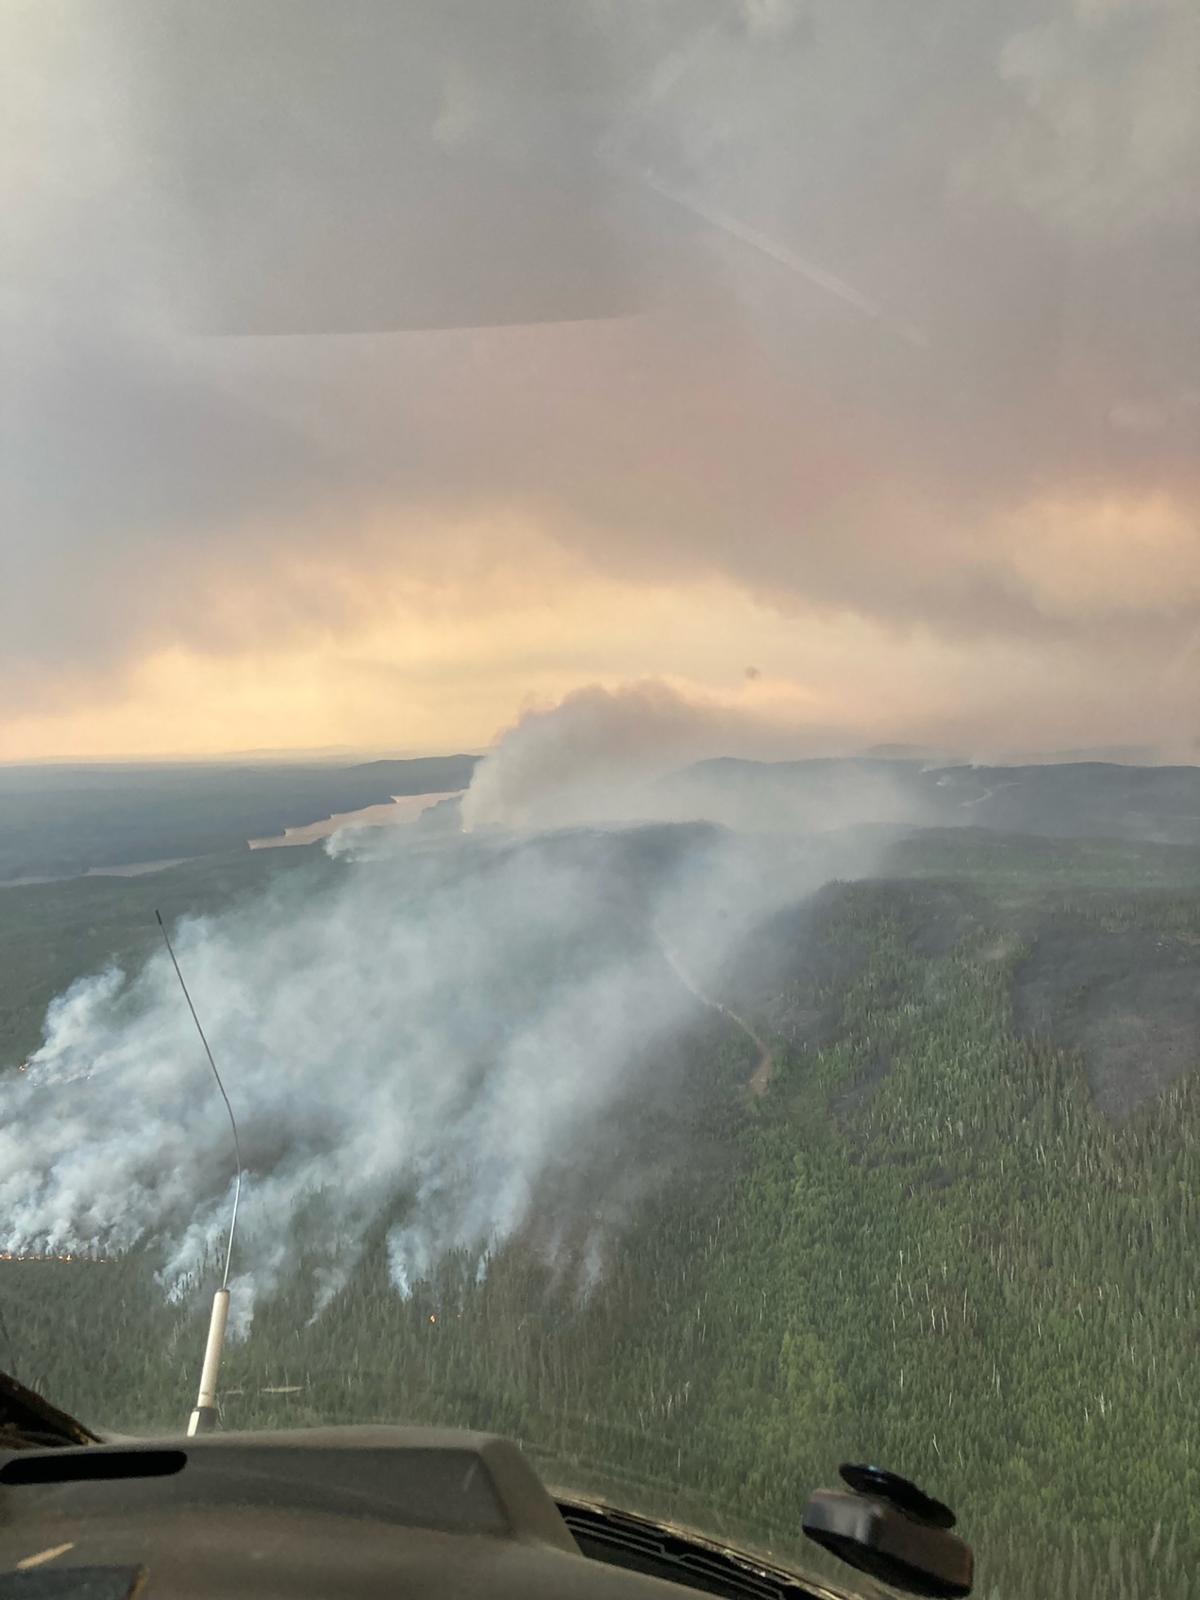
left=0, top=692, right=880, bottom=1323
left=4, top=0, right=1198, bottom=740
left=461, top=680, right=801, bottom=831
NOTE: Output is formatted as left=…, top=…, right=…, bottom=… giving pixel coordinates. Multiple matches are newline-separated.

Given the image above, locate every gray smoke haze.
left=461, top=679, right=823, bottom=831
left=460, top=678, right=936, bottom=833
left=0, top=693, right=884, bottom=1324
left=4, top=0, right=1198, bottom=742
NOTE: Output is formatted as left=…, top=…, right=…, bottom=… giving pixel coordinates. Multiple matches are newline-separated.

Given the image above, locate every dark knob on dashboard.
left=838, top=1463, right=957, bottom=1529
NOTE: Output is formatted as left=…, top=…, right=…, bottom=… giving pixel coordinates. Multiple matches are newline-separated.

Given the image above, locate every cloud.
left=970, top=2, right=1200, bottom=234
left=2, top=0, right=1198, bottom=755
left=1002, top=494, right=1200, bottom=622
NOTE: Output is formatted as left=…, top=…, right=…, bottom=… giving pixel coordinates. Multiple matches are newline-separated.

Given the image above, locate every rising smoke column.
left=0, top=681, right=893, bottom=1321
left=461, top=678, right=823, bottom=832
left=0, top=815, right=820, bottom=1321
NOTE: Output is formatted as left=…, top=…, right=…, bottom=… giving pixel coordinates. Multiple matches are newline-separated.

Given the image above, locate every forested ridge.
left=4, top=835, right=1200, bottom=1600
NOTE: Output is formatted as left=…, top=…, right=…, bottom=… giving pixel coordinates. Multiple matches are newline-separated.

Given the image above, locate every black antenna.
left=156, top=910, right=242, bottom=1289
left=156, top=910, right=244, bottom=1437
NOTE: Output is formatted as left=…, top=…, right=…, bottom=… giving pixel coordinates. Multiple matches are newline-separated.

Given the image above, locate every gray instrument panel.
left=0, top=1427, right=693, bottom=1599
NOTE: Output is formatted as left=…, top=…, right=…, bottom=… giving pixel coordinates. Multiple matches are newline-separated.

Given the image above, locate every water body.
left=0, top=793, right=462, bottom=887
left=87, top=857, right=189, bottom=877
left=248, top=791, right=462, bottom=849
left=1, top=857, right=188, bottom=889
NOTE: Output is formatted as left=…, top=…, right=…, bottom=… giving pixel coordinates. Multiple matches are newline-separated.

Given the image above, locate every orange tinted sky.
left=5, top=506, right=1197, bottom=764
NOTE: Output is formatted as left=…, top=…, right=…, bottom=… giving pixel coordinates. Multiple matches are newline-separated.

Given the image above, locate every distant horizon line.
left=1, top=739, right=1195, bottom=772
left=0, top=744, right=491, bottom=770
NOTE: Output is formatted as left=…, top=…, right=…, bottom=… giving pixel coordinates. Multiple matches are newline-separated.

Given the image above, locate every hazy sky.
left=3, top=0, right=1198, bottom=762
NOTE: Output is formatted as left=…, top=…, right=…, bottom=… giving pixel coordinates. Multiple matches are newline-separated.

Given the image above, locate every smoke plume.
left=461, top=679, right=818, bottom=831
left=1, top=690, right=883, bottom=1323
left=462, top=678, right=936, bottom=835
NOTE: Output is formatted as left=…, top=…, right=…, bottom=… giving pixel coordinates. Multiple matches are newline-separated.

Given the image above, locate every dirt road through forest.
left=655, top=930, right=774, bottom=1096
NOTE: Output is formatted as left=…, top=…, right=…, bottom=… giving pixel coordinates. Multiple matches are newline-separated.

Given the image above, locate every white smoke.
left=461, top=678, right=833, bottom=832
left=462, top=677, right=929, bottom=836
left=0, top=687, right=888, bottom=1324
